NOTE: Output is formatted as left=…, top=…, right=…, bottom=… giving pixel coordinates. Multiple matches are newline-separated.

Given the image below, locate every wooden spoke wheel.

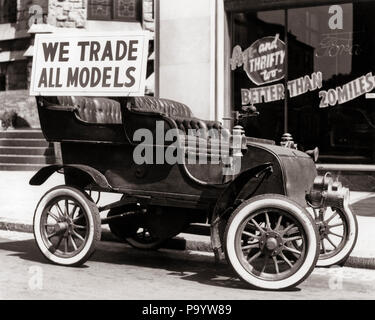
left=224, top=194, right=319, bottom=290
left=33, top=186, right=101, bottom=266
left=107, top=203, right=165, bottom=250
left=314, top=207, right=358, bottom=267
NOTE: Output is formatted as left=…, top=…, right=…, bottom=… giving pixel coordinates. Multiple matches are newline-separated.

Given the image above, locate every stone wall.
left=46, top=0, right=154, bottom=30
left=143, top=0, right=154, bottom=33
left=48, top=0, right=86, bottom=28
left=0, top=90, right=39, bottom=128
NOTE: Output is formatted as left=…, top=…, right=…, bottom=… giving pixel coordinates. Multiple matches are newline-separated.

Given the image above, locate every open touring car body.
left=30, top=95, right=357, bottom=290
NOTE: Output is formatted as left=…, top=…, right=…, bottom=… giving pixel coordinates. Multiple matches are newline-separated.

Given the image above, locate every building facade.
left=1, top=0, right=375, bottom=165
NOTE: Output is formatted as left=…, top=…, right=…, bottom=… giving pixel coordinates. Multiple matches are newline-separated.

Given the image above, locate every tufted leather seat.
left=41, top=95, right=229, bottom=139
left=73, top=97, right=98, bottom=123
left=43, top=96, right=122, bottom=124
left=127, top=96, right=229, bottom=138
left=128, top=96, right=193, bottom=118
left=92, top=98, right=122, bottom=124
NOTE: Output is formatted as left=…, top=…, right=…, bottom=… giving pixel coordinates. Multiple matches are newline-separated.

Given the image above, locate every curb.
left=0, top=218, right=213, bottom=252
left=345, top=256, right=375, bottom=270
left=0, top=220, right=33, bottom=233
left=0, top=218, right=373, bottom=270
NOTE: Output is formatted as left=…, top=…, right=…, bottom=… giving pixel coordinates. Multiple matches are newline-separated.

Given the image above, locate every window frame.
left=87, top=0, right=143, bottom=23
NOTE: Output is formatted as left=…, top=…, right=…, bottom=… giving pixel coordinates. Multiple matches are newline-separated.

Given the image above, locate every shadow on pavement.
left=0, top=238, right=300, bottom=293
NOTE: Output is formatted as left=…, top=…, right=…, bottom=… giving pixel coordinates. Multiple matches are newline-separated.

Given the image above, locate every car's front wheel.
left=224, top=194, right=319, bottom=290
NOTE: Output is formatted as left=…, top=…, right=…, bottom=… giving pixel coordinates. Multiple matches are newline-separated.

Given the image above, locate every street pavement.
left=0, top=230, right=374, bottom=300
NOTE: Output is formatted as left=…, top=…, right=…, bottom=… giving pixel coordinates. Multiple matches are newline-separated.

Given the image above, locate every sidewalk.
left=0, top=170, right=375, bottom=268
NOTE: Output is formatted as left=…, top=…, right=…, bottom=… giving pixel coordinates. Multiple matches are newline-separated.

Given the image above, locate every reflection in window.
left=232, top=3, right=375, bottom=163
left=289, top=4, right=353, bottom=80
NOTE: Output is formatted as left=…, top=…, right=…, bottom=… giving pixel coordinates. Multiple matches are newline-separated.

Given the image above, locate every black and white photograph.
left=0, top=0, right=375, bottom=308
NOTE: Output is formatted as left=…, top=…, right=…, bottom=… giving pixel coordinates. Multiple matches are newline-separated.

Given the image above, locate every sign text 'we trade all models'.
left=30, top=32, right=149, bottom=96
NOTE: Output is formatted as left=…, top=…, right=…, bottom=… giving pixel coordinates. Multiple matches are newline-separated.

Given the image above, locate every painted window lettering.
left=231, top=34, right=286, bottom=85
left=241, top=72, right=322, bottom=105
left=316, top=32, right=361, bottom=58
left=319, top=72, right=375, bottom=108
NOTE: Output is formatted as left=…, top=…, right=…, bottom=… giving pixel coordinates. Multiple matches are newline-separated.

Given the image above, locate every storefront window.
left=232, top=2, right=375, bottom=163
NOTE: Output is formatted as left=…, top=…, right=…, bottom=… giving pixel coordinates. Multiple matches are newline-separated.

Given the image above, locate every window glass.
left=288, top=3, right=375, bottom=163
left=232, top=10, right=286, bottom=140
left=87, top=0, right=141, bottom=22
left=232, top=3, right=375, bottom=163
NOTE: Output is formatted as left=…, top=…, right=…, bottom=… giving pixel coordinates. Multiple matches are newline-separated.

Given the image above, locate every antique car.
left=30, top=95, right=358, bottom=290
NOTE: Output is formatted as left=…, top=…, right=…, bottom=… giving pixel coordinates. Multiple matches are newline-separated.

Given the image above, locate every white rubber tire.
left=224, top=194, right=319, bottom=290
left=316, top=205, right=358, bottom=267
left=33, top=185, right=101, bottom=266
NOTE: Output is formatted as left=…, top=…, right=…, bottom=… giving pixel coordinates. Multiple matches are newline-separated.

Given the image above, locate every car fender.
left=29, top=164, right=112, bottom=190
left=210, top=163, right=274, bottom=257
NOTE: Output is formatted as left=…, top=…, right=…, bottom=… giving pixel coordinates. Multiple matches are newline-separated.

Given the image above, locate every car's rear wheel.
left=107, top=203, right=165, bottom=250
left=33, top=185, right=101, bottom=266
left=224, top=194, right=319, bottom=290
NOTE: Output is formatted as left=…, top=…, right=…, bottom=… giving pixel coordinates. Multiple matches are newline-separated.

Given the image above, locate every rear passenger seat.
left=91, top=98, right=122, bottom=124
left=127, top=96, right=230, bottom=139
left=44, top=96, right=122, bottom=124
left=41, top=95, right=229, bottom=139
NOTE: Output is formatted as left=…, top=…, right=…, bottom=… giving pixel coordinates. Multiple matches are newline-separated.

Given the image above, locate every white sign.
left=30, top=32, right=149, bottom=96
